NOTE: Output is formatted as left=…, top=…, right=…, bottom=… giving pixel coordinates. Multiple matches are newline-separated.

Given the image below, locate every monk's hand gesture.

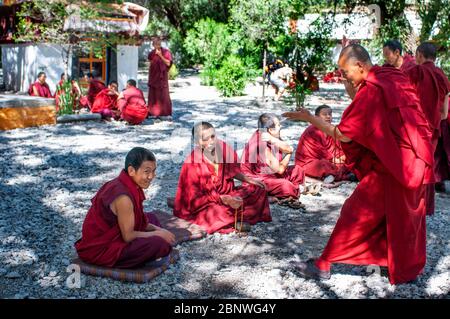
left=282, top=109, right=312, bottom=122
left=152, top=229, right=176, bottom=246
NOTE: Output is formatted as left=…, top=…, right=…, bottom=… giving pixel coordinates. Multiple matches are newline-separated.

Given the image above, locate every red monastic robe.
left=75, top=171, right=149, bottom=267
left=117, top=86, right=148, bottom=125
left=316, top=65, right=433, bottom=285
left=241, top=130, right=305, bottom=199
left=87, top=79, right=106, bottom=108
left=400, top=54, right=416, bottom=73
left=295, top=125, right=348, bottom=179
left=28, top=81, right=52, bottom=98
left=173, top=139, right=271, bottom=234
left=406, top=61, right=450, bottom=215
left=91, top=88, right=118, bottom=113
left=147, top=48, right=173, bottom=116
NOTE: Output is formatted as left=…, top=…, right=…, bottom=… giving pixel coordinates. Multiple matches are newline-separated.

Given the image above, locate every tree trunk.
left=262, top=42, right=267, bottom=103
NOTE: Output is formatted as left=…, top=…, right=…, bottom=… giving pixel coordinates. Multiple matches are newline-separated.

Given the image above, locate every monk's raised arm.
left=282, top=110, right=352, bottom=143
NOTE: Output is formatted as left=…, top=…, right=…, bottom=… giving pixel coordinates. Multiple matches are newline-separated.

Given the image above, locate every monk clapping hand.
left=282, top=108, right=312, bottom=122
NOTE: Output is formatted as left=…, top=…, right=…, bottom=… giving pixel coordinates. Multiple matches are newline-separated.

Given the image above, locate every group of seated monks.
left=72, top=41, right=449, bottom=287
left=75, top=110, right=356, bottom=269
left=28, top=71, right=149, bottom=125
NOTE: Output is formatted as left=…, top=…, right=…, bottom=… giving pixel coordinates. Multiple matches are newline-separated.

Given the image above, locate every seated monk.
left=173, top=122, right=272, bottom=234
left=86, top=72, right=106, bottom=109
left=75, top=147, right=175, bottom=268
left=91, top=81, right=120, bottom=120
left=117, top=79, right=148, bottom=125
left=28, top=72, right=53, bottom=98
left=241, top=113, right=307, bottom=209
left=295, top=105, right=353, bottom=183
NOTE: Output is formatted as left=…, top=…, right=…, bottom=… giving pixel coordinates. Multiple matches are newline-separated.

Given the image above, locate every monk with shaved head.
left=283, top=44, right=433, bottom=285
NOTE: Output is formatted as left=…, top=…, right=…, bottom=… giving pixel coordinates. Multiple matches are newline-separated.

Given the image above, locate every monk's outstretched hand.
left=152, top=229, right=176, bottom=245
left=282, top=109, right=312, bottom=122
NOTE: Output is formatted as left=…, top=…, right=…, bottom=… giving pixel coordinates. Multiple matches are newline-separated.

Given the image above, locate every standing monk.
left=173, top=122, right=271, bottom=234
left=147, top=37, right=173, bottom=118
left=28, top=72, right=53, bottom=98
left=86, top=72, right=106, bottom=109
left=117, top=79, right=148, bottom=125
left=75, top=147, right=175, bottom=268
left=91, top=81, right=120, bottom=120
left=283, top=44, right=433, bottom=285
left=295, top=105, right=352, bottom=183
left=382, top=39, right=416, bottom=73
left=405, top=42, right=450, bottom=215
left=241, top=113, right=307, bottom=209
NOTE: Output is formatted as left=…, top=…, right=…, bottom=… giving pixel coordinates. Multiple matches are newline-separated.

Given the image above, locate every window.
left=78, top=45, right=106, bottom=87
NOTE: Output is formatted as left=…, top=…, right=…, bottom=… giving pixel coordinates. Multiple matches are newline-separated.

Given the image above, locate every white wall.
left=1, top=43, right=71, bottom=93
left=117, top=45, right=139, bottom=91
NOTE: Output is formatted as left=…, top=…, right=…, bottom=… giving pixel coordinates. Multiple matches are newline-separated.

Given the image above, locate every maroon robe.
left=173, top=139, right=271, bottom=234
left=316, top=65, right=433, bottom=285
left=434, top=111, right=450, bottom=182
left=87, top=79, right=106, bottom=108
left=295, top=125, right=349, bottom=180
left=400, top=54, right=416, bottom=73
left=406, top=61, right=450, bottom=215
left=91, top=88, right=118, bottom=114
left=75, top=170, right=171, bottom=268
left=147, top=48, right=172, bottom=116
left=117, top=86, right=148, bottom=125
left=28, top=81, right=52, bottom=98
left=241, top=130, right=305, bottom=199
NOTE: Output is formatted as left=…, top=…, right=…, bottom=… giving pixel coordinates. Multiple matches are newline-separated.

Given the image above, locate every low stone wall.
left=0, top=95, right=56, bottom=130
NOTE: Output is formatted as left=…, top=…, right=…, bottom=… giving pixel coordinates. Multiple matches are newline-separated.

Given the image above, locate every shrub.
left=200, top=67, right=217, bottom=86
left=215, top=55, right=247, bottom=97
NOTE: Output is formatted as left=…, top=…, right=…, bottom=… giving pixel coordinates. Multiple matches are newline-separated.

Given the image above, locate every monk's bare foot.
left=290, top=258, right=331, bottom=280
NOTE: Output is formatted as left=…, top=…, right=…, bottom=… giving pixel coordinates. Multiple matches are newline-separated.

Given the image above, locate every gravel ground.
left=0, top=71, right=449, bottom=299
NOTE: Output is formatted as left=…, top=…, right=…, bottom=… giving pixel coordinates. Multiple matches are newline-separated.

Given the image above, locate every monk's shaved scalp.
left=127, top=79, right=137, bottom=87
left=416, top=42, right=437, bottom=60
left=339, top=44, right=372, bottom=64
left=192, top=121, right=214, bottom=138
left=315, top=104, right=331, bottom=116
left=258, top=113, right=279, bottom=130
left=125, top=147, right=156, bottom=171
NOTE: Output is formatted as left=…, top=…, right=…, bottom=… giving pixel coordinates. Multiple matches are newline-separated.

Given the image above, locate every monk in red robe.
left=28, top=72, right=53, bottom=98
left=173, top=122, right=271, bottom=234
left=86, top=72, right=106, bottom=109
left=147, top=37, right=173, bottom=118
left=75, top=147, right=175, bottom=268
left=117, top=79, right=148, bottom=125
left=283, top=44, right=433, bottom=285
left=295, top=105, right=352, bottom=182
left=382, top=39, right=416, bottom=73
left=405, top=42, right=450, bottom=215
left=91, top=81, right=120, bottom=120
left=241, top=113, right=307, bottom=209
